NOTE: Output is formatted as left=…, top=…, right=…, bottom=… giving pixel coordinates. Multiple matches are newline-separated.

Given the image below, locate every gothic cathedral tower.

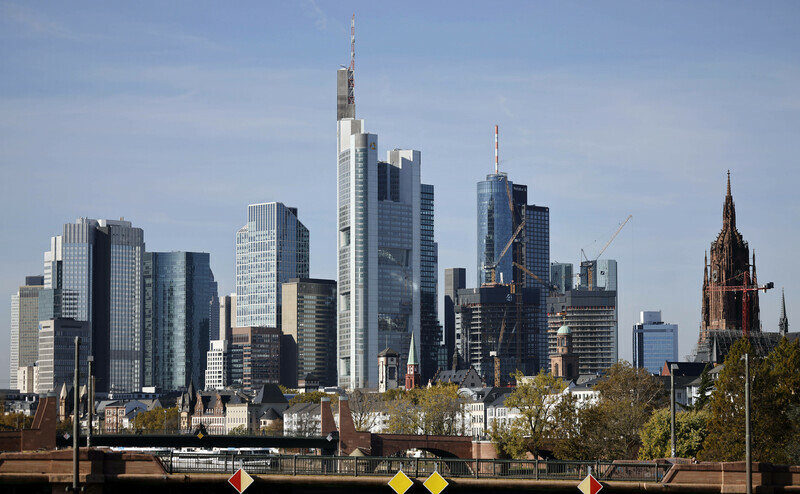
left=700, top=172, right=761, bottom=342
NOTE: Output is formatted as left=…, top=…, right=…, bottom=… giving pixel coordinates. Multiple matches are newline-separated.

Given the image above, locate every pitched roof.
left=407, top=333, right=418, bottom=366
left=253, top=383, right=288, bottom=405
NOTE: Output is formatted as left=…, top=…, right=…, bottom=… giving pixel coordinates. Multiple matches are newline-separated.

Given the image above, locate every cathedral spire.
left=723, top=170, right=736, bottom=231
left=779, top=288, right=789, bottom=336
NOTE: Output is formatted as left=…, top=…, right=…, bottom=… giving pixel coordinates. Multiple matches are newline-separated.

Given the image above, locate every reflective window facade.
left=43, top=218, right=144, bottom=393
left=9, top=281, right=43, bottom=387
left=633, top=311, right=678, bottom=374
left=235, top=203, right=309, bottom=329
left=144, top=252, right=216, bottom=391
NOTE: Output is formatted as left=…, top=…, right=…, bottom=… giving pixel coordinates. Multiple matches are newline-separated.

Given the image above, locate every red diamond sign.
left=578, top=473, right=602, bottom=494
left=228, top=468, right=254, bottom=493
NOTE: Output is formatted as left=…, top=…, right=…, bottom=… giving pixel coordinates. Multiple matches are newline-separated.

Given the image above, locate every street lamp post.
left=87, top=355, right=93, bottom=447
left=743, top=353, right=752, bottom=494
left=72, top=336, right=80, bottom=493
left=670, top=363, right=677, bottom=458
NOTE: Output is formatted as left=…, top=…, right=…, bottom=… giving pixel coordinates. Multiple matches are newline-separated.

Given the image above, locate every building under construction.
left=454, top=284, right=539, bottom=385
left=547, top=289, right=617, bottom=375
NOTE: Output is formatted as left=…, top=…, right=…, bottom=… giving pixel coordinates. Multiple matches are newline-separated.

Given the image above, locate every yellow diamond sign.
left=424, top=471, right=449, bottom=494
left=388, top=470, right=413, bottom=494
left=196, top=431, right=204, bottom=439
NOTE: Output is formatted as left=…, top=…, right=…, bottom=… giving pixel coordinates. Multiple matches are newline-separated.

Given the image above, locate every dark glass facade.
left=144, top=252, right=215, bottom=391
left=420, top=183, right=442, bottom=382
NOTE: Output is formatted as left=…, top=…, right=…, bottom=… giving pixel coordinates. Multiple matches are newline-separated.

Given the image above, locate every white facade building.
left=236, top=203, right=309, bottom=329
left=205, top=339, right=228, bottom=390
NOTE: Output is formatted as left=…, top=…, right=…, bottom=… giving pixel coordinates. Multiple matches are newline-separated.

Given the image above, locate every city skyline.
left=2, top=2, right=800, bottom=386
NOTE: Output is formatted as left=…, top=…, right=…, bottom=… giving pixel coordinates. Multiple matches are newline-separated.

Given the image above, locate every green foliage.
left=279, top=385, right=298, bottom=394
left=638, top=408, right=709, bottom=460
left=700, top=337, right=800, bottom=463
left=0, top=412, right=34, bottom=430
left=130, top=407, right=180, bottom=433
left=228, top=424, right=249, bottom=435
left=288, top=391, right=338, bottom=407
left=493, top=370, right=570, bottom=458
left=385, top=384, right=466, bottom=436
left=56, top=417, right=73, bottom=436
left=687, top=364, right=713, bottom=412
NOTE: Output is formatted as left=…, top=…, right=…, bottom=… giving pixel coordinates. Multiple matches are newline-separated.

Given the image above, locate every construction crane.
left=704, top=273, right=774, bottom=337
left=582, top=214, right=632, bottom=290
left=484, top=219, right=526, bottom=284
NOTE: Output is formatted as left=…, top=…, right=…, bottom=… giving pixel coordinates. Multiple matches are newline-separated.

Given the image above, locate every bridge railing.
left=155, top=452, right=671, bottom=482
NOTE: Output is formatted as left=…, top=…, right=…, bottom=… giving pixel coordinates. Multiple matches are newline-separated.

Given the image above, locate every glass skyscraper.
left=633, top=311, right=678, bottom=374
left=477, top=173, right=550, bottom=372
left=336, top=63, right=437, bottom=389
left=144, top=251, right=216, bottom=391
left=235, top=202, right=309, bottom=329
left=44, top=218, right=144, bottom=393
left=420, top=183, right=442, bottom=383
left=9, top=276, right=43, bottom=388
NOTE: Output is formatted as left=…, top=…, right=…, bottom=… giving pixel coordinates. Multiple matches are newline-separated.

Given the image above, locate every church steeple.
left=723, top=169, right=736, bottom=231
left=405, top=333, right=421, bottom=389
left=779, top=289, right=789, bottom=336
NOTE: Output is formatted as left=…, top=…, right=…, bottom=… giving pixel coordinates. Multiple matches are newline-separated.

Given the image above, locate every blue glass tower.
left=144, top=252, right=216, bottom=391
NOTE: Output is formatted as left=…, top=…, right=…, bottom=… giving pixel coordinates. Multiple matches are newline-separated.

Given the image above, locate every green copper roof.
left=407, top=332, right=419, bottom=366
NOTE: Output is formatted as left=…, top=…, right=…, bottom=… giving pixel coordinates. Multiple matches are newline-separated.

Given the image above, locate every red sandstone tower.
left=405, top=333, right=421, bottom=389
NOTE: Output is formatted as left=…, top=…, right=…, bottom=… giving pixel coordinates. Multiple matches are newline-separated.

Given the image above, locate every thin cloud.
left=1, top=3, right=83, bottom=40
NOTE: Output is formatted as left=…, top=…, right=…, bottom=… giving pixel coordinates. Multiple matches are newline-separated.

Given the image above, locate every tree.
left=348, top=389, right=382, bottom=432
left=288, top=391, right=338, bottom=407
left=385, top=384, right=466, bottom=436
left=0, top=412, right=34, bottom=430
left=228, top=424, right=249, bottom=435
left=492, top=370, right=570, bottom=458
left=638, top=408, right=709, bottom=460
left=688, top=364, right=713, bottom=412
left=130, top=407, right=180, bottom=433
left=570, top=361, right=666, bottom=460
left=702, top=337, right=800, bottom=463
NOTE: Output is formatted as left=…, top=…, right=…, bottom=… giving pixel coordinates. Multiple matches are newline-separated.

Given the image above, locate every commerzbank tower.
left=336, top=17, right=440, bottom=389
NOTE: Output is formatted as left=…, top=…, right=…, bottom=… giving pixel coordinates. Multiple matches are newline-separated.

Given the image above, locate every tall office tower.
left=281, top=278, right=337, bottom=388
left=236, top=203, right=309, bottom=329
left=219, top=294, right=236, bottom=342
left=454, top=284, right=539, bottom=385
left=143, top=252, right=216, bottom=391
left=336, top=32, right=432, bottom=389
left=550, top=263, right=573, bottom=294
left=444, top=268, right=466, bottom=370
left=43, top=218, right=144, bottom=393
left=36, top=319, right=90, bottom=394
left=205, top=339, right=228, bottom=390
left=419, top=183, right=442, bottom=383
left=632, top=311, right=678, bottom=374
left=547, top=289, right=617, bottom=375
left=9, top=276, right=44, bottom=388
left=579, top=259, right=618, bottom=291
left=477, top=167, right=550, bottom=372
left=209, top=284, right=220, bottom=342
left=229, top=326, right=281, bottom=392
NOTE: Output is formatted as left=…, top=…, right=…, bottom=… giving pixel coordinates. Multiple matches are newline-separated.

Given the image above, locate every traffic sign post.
left=228, top=468, right=254, bottom=494
left=578, top=473, right=603, bottom=494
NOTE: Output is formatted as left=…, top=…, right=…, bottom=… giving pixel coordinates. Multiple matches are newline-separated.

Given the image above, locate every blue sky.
left=2, top=1, right=799, bottom=387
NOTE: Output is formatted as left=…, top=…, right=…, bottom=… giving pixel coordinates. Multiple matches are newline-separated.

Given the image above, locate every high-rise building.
left=443, top=268, right=466, bottom=370
left=205, top=339, right=228, bottom=390
left=43, top=218, right=144, bottom=393
left=632, top=311, right=678, bottom=374
left=281, top=278, right=337, bottom=388
left=229, top=326, right=281, bottom=392
left=143, top=252, right=216, bottom=391
left=419, top=183, right=442, bottom=384
left=336, top=35, right=437, bottom=389
left=547, top=289, right=617, bottom=375
left=219, top=294, right=236, bottom=342
left=236, top=203, right=309, bottom=329
left=36, top=319, right=90, bottom=394
left=580, top=259, right=617, bottom=291
left=550, top=263, right=573, bottom=294
left=9, top=276, right=43, bottom=388
left=477, top=168, right=550, bottom=372
left=455, top=284, right=540, bottom=385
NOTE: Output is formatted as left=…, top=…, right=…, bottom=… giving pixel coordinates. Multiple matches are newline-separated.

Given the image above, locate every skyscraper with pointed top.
left=700, top=171, right=761, bottom=341
left=336, top=18, right=439, bottom=389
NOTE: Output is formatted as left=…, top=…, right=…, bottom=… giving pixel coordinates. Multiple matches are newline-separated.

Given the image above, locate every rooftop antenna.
left=495, top=125, right=499, bottom=174
left=348, top=14, right=355, bottom=106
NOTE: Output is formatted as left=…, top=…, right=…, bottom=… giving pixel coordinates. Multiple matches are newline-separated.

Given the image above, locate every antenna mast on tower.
left=495, top=125, right=499, bottom=174
left=348, top=14, right=355, bottom=106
